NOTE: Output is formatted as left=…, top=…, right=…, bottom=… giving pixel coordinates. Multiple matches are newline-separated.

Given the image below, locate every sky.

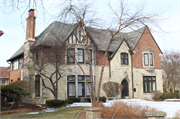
left=0, top=0, right=179, bottom=67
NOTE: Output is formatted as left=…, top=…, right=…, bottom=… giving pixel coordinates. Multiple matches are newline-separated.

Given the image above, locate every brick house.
left=0, top=67, right=10, bottom=85
left=7, top=9, right=163, bottom=103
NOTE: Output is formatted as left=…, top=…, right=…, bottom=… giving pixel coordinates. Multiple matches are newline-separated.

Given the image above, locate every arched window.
left=35, top=75, right=40, bottom=97
left=121, top=53, right=128, bottom=65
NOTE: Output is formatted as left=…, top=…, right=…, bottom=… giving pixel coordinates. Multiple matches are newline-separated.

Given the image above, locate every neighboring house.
left=0, top=67, right=10, bottom=85
left=7, top=9, right=163, bottom=104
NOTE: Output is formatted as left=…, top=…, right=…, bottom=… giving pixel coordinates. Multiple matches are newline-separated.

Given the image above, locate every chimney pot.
left=28, top=9, right=35, bottom=17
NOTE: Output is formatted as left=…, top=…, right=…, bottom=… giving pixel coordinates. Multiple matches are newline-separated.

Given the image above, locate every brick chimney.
left=26, top=9, right=36, bottom=40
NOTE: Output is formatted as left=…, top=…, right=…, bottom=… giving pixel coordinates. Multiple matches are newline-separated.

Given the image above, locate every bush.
left=84, top=96, right=106, bottom=102
left=92, top=101, right=105, bottom=107
left=65, top=99, right=73, bottom=104
left=151, top=90, right=162, bottom=101
left=174, top=109, right=180, bottom=119
left=68, top=97, right=81, bottom=102
left=84, top=98, right=91, bottom=102
left=100, top=101, right=157, bottom=118
left=46, top=100, right=66, bottom=107
left=161, top=92, right=179, bottom=100
left=99, top=96, right=106, bottom=102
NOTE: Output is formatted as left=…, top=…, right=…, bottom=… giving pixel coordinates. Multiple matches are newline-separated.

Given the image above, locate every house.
left=0, top=67, right=10, bottom=85
left=7, top=9, right=163, bottom=104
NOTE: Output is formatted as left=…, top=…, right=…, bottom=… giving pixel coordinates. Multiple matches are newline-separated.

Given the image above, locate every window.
left=35, top=75, right=40, bottom=97
left=18, top=78, right=20, bottom=81
left=2, top=79, right=5, bottom=84
left=78, top=76, right=85, bottom=97
left=67, top=76, right=76, bottom=97
left=77, top=49, right=84, bottom=63
left=18, top=58, right=21, bottom=69
left=11, top=61, right=14, bottom=71
left=86, top=76, right=91, bottom=97
left=143, top=76, right=156, bottom=93
left=78, top=75, right=91, bottom=97
left=144, top=53, right=154, bottom=66
left=67, top=49, right=75, bottom=63
left=85, top=50, right=92, bottom=64
left=121, top=53, right=128, bottom=65
left=67, top=75, right=92, bottom=98
left=11, top=80, right=13, bottom=84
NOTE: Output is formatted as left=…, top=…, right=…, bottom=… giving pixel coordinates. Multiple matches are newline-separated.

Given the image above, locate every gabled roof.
left=7, top=45, right=24, bottom=61
left=35, top=21, right=78, bottom=46
left=0, top=67, right=10, bottom=78
left=7, top=21, right=151, bottom=61
left=86, top=26, right=146, bottom=52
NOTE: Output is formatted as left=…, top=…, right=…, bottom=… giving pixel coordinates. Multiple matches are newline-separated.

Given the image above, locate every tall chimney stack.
left=26, top=9, right=36, bottom=40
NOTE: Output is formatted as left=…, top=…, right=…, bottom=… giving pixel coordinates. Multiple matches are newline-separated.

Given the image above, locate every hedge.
left=68, top=97, right=81, bottom=102
left=161, top=92, right=179, bottom=100
left=84, top=96, right=106, bottom=102
left=46, top=100, right=66, bottom=107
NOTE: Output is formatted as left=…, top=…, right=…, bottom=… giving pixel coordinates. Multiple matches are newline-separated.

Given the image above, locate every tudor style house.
left=7, top=9, right=163, bottom=104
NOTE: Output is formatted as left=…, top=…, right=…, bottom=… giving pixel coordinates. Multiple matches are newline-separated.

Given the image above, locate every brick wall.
left=132, top=27, right=162, bottom=68
left=9, top=69, right=21, bottom=84
left=96, top=51, right=110, bottom=66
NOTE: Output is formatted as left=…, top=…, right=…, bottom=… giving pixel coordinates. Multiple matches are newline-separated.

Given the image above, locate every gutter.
left=130, top=50, right=134, bottom=98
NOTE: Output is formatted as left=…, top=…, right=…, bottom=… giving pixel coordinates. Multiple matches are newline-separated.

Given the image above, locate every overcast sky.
left=0, top=0, right=179, bottom=67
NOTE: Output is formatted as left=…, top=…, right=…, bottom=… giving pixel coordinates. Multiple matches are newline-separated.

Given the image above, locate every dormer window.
left=121, top=53, right=128, bottom=65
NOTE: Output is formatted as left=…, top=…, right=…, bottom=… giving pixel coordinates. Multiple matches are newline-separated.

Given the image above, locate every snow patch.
left=27, top=112, right=39, bottom=114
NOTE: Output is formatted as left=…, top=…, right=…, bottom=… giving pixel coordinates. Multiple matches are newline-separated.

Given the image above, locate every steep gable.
left=132, top=26, right=162, bottom=68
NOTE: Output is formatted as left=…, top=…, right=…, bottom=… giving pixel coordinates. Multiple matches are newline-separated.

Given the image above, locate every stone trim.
left=144, top=111, right=166, bottom=119
left=85, top=107, right=102, bottom=119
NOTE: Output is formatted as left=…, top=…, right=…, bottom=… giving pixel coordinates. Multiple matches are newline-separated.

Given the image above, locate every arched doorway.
left=121, top=79, right=129, bottom=99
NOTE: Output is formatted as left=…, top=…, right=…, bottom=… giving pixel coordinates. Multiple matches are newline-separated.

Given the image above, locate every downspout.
left=130, top=50, right=134, bottom=98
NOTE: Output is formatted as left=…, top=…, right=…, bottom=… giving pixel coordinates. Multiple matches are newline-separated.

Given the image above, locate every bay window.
left=77, top=49, right=84, bottom=63
left=67, top=49, right=75, bottom=63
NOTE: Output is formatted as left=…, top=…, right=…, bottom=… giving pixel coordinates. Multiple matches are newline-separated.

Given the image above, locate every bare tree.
left=3, top=0, right=165, bottom=104
left=60, top=0, right=163, bottom=103
left=24, top=39, right=66, bottom=100
left=162, top=50, right=180, bottom=93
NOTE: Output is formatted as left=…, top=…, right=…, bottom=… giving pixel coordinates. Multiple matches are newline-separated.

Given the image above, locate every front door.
left=121, top=79, right=129, bottom=99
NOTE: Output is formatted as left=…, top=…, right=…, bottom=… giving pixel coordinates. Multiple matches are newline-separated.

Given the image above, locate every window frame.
left=2, top=79, right=5, bottom=84
left=85, top=50, right=92, bottom=64
left=143, top=51, right=154, bottom=67
left=143, top=76, right=156, bottom=93
left=121, top=53, right=129, bottom=65
left=11, top=61, right=14, bottom=71
left=77, top=49, right=84, bottom=63
left=35, top=75, right=40, bottom=97
left=67, top=75, right=76, bottom=97
left=67, top=49, right=75, bottom=63
left=18, top=58, right=22, bottom=69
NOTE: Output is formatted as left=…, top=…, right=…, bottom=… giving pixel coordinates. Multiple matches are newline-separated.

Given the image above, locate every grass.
left=1, top=106, right=88, bottom=119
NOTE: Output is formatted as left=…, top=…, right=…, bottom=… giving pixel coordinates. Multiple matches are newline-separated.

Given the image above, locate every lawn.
left=1, top=106, right=87, bottom=118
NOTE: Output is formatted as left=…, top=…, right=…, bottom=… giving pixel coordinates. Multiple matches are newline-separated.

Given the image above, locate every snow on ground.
left=67, top=99, right=180, bottom=118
